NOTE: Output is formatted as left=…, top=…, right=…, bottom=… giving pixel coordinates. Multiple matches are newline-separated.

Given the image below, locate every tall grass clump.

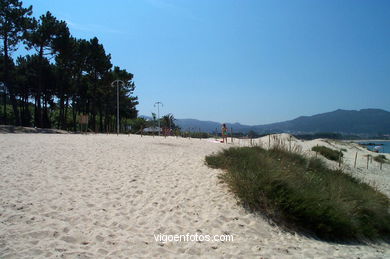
left=206, top=146, right=390, bottom=242
left=374, top=155, right=388, bottom=164
left=312, top=145, right=343, bottom=162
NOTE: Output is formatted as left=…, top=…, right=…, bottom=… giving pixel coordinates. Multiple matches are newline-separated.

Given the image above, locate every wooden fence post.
left=354, top=152, right=357, bottom=168
left=338, top=149, right=342, bottom=168
left=268, top=134, right=271, bottom=149
left=231, top=128, right=233, bottom=143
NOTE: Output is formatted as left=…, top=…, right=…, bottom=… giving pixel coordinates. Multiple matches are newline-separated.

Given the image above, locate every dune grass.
left=206, top=146, right=390, bottom=242
left=312, top=145, right=343, bottom=162
left=374, top=155, right=388, bottom=164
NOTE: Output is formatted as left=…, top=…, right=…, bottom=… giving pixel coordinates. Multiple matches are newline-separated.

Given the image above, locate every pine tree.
left=25, top=11, right=69, bottom=127
left=0, top=0, right=33, bottom=125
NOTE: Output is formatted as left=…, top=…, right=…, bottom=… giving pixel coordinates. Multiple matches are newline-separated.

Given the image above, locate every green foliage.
left=160, top=113, right=180, bottom=130
left=0, top=0, right=34, bottom=53
left=0, top=103, right=15, bottom=122
left=25, top=11, right=70, bottom=56
left=374, top=155, right=387, bottom=164
left=247, top=130, right=258, bottom=138
left=312, top=145, right=343, bottom=162
left=180, top=130, right=210, bottom=138
left=129, top=117, right=147, bottom=132
left=0, top=2, right=138, bottom=131
left=205, top=146, right=390, bottom=241
left=0, top=0, right=34, bottom=125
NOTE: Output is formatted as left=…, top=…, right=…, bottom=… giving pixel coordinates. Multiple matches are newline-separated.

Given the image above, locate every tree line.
left=0, top=0, right=138, bottom=132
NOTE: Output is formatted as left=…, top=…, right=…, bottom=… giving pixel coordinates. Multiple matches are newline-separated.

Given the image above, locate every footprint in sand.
left=60, top=235, right=78, bottom=244
left=95, top=235, right=105, bottom=242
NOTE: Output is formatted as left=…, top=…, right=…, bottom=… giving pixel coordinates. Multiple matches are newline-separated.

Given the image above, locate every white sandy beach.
left=0, top=133, right=389, bottom=258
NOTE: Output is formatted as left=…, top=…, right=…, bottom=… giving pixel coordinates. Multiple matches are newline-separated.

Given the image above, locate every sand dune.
left=0, top=134, right=389, bottom=258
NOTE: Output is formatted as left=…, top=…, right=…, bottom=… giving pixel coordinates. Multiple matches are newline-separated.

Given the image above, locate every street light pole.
left=111, top=80, right=125, bottom=135
left=154, top=101, right=163, bottom=136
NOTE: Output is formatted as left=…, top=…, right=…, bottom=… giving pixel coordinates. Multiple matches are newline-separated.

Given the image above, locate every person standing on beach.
left=221, top=123, right=228, bottom=143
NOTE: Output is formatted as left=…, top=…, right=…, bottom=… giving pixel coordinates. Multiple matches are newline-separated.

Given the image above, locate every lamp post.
left=154, top=101, right=163, bottom=136
left=111, top=80, right=125, bottom=135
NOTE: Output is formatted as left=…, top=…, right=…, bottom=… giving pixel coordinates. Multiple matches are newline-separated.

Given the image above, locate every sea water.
left=358, top=141, right=390, bottom=154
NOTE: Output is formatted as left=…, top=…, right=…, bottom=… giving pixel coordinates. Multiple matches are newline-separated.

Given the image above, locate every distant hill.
left=139, top=116, right=252, bottom=133
left=141, top=109, right=390, bottom=135
left=252, top=109, right=390, bottom=135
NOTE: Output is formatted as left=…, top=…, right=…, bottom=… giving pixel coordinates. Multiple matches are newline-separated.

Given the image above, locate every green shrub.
left=312, top=145, right=343, bottom=162
left=180, top=131, right=210, bottom=138
left=374, top=155, right=387, bottom=164
left=205, top=146, right=390, bottom=241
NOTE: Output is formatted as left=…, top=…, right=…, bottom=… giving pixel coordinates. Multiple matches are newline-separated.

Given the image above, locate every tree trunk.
left=72, top=96, right=77, bottom=132
left=3, top=37, right=8, bottom=125
left=2, top=86, right=6, bottom=124
left=42, top=91, right=50, bottom=129
left=18, top=95, right=24, bottom=125
left=7, top=88, right=20, bottom=126
left=43, top=98, right=49, bottom=128
left=34, top=97, right=38, bottom=127
left=35, top=45, right=44, bottom=128
left=64, top=96, right=69, bottom=130
left=21, top=95, right=30, bottom=126
left=58, top=88, right=65, bottom=129
left=3, top=37, right=20, bottom=125
left=99, top=106, right=103, bottom=133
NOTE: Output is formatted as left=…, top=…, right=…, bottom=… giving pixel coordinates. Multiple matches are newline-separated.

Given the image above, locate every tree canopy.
left=0, top=0, right=138, bottom=132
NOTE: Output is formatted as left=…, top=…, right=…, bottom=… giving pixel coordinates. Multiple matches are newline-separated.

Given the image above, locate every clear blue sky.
left=22, top=0, right=390, bottom=125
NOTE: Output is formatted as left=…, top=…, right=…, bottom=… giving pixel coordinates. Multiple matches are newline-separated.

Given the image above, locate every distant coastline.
left=352, top=140, right=390, bottom=154
left=349, top=139, right=390, bottom=142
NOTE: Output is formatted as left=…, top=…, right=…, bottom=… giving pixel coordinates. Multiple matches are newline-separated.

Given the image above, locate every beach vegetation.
left=0, top=1, right=138, bottom=131
left=374, top=155, right=388, bottom=164
left=312, top=145, right=343, bottom=162
left=161, top=113, right=180, bottom=130
left=205, top=146, right=390, bottom=241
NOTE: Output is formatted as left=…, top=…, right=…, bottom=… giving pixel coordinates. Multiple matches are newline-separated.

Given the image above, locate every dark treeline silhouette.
left=0, top=0, right=138, bottom=132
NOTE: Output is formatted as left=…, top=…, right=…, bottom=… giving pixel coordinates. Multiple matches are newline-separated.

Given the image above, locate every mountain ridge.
left=141, top=109, right=390, bottom=135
